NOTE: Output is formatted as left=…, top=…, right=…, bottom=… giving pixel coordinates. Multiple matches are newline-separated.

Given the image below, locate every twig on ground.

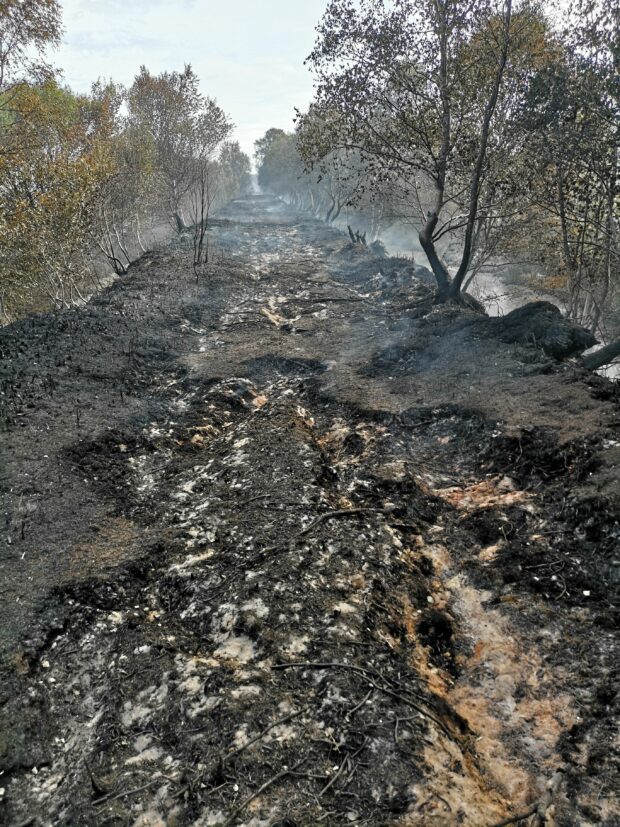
left=346, top=689, right=373, bottom=720
left=93, top=780, right=159, bottom=807
left=245, top=506, right=396, bottom=567
left=489, top=770, right=564, bottom=827
left=272, top=662, right=456, bottom=740
left=488, top=807, right=538, bottom=827
left=223, top=708, right=305, bottom=764
left=222, top=761, right=305, bottom=826
left=319, top=755, right=350, bottom=797
left=297, top=507, right=396, bottom=539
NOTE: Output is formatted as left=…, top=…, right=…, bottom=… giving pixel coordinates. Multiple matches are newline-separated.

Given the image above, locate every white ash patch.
left=190, top=811, right=227, bottom=826
left=121, top=676, right=169, bottom=729
left=230, top=684, right=262, bottom=700
left=133, top=734, right=154, bottom=752
left=233, top=724, right=250, bottom=749
left=214, top=635, right=256, bottom=663
left=131, top=810, right=166, bottom=827
left=333, top=601, right=358, bottom=615
left=129, top=454, right=159, bottom=497
left=125, top=745, right=163, bottom=765
left=210, top=603, right=238, bottom=639
left=281, top=635, right=309, bottom=657
left=241, top=597, right=269, bottom=618
left=169, top=549, right=215, bottom=574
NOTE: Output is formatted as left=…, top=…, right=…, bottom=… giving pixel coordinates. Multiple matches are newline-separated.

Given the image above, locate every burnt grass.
left=0, top=194, right=618, bottom=826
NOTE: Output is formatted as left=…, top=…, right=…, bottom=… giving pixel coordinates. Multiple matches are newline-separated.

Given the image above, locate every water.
left=469, top=270, right=619, bottom=381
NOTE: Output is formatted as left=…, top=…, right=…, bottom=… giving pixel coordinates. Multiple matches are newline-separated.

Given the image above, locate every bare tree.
left=191, top=158, right=220, bottom=277
left=304, top=0, right=559, bottom=303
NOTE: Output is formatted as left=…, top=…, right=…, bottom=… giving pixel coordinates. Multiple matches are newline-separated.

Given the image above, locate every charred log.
left=581, top=339, right=620, bottom=371
left=347, top=225, right=367, bottom=246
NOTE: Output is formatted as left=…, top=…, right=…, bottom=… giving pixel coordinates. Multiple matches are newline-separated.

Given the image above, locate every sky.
left=54, top=0, right=329, bottom=161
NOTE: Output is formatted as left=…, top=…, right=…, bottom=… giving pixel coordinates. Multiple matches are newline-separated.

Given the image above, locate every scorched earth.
left=0, top=195, right=618, bottom=826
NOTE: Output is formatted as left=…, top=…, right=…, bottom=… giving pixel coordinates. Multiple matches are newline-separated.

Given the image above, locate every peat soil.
left=0, top=195, right=618, bottom=826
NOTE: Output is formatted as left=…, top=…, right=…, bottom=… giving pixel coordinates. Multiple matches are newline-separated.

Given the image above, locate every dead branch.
left=489, top=808, right=538, bottom=827
left=531, top=770, right=565, bottom=826
left=297, top=506, right=396, bottom=538
left=489, top=770, right=564, bottom=827
left=93, top=780, right=159, bottom=807
left=319, top=754, right=350, bottom=797
left=581, top=339, right=620, bottom=371
left=223, top=708, right=306, bottom=765
left=222, top=761, right=305, bottom=826
left=272, top=661, right=456, bottom=740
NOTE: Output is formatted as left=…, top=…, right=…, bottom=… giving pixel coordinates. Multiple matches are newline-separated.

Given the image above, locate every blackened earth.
left=0, top=195, right=618, bottom=826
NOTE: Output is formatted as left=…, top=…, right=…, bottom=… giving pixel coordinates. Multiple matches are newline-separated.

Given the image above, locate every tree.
left=256, top=130, right=306, bottom=204
left=255, top=127, right=287, bottom=175
left=297, top=107, right=369, bottom=224
left=0, top=80, right=113, bottom=311
left=522, top=0, right=618, bottom=333
left=305, top=0, right=561, bottom=302
left=0, top=0, right=62, bottom=90
left=127, top=65, right=232, bottom=232
left=89, top=81, right=159, bottom=275
left=191, top=143, right=251, bottom=276
left=219, top=140, right=252, bottom=198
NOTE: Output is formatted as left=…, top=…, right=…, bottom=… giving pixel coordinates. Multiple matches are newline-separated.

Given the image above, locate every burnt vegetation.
left=0, top=1, right=619, bottom=827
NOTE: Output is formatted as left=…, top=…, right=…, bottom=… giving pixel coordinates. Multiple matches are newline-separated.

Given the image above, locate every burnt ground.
left=0, top=194, right=618, bottom=827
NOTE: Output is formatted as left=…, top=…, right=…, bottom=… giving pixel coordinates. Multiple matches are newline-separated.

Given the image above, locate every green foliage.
left=0, top=80, right=114, bottom=312
left=0, top=8, right=244, bottom=317
left=303, top=0, right=562, bottom=298
left=127, top=65, right=233, bottom=228
left=517, top=0, right=619, bottom=330
left=0, top=0, right=62, bottom=89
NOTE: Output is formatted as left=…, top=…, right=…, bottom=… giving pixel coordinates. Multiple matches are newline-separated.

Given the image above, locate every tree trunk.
left=325, top=196, right=335, bottom=224
left=581, top=340, right=620, bottom=371
left=449, top=0, right=513, bottom=299
left=174, top=212, right=187, bottom=233
left=419, top=212, right=451, bottom=297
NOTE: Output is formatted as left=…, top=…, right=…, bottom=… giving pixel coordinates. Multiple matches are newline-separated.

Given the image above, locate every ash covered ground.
left=0, top=195, right=618, bottom=826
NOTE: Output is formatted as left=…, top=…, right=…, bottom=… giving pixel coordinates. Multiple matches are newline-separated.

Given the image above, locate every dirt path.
left=0, top=195, right=618, bottom=826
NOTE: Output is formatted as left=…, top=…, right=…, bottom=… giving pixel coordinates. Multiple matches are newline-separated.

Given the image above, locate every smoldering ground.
left=0, top=195, right=618, bottom=826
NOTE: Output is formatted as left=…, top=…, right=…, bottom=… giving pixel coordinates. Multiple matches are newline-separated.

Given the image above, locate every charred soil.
left=0, top=195, right=618, bottom=826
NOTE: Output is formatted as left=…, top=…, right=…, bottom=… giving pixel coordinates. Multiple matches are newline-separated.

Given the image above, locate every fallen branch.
left=245, top=506, right=395, bottom=567
left=297, top=506, right=395, bottom=539
left=489, top=770, right=564, bottom=827
left=93, top=779, right=159, bottom=807
left=581, top=339, right=620, bottom=371
left=489, top=808, right=537, bottom=827
left=222, top=761, right=305, bottom=826
left=223, top=708, right=305, bottom=764
left=272, top=661, right=456, bottom=740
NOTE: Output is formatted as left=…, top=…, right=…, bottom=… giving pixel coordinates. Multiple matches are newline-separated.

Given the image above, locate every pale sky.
left=55, top=0, right=329, bottom=160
